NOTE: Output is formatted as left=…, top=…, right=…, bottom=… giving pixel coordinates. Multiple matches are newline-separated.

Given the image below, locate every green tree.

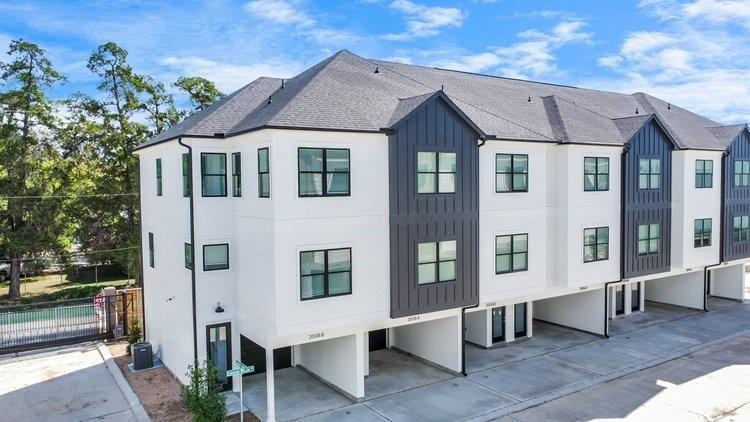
left=181, top=360, right=227, bottom=421
left=139, top=76, right=180, bottom=133
left=0, top=39, right=68, bottom=300
left=174, top=76, right=224, bottom=112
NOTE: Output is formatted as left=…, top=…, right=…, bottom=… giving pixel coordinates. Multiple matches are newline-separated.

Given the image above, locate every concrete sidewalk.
left=296, top=301, right=750, bottom=422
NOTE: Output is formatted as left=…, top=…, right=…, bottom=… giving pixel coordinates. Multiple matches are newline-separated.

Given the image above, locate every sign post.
left=227, top=361, right=255, bottom=422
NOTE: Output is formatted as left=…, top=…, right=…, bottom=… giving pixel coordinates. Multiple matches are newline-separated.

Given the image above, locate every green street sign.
left=226, top=361, right=255, bottom=377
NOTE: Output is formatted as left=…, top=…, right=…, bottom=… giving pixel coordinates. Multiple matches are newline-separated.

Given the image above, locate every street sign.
left=226, top=361, right=255, bottom=422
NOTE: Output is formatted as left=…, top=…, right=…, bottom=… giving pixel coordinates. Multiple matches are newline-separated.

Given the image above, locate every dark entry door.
left=369, top=329, right=387, bottom=351
left=514, top=303, right=527, bottom=338
left=615, top=286, right=625, bottom=315
left=239, top=335, right=291, bottom=375
left=207, top=323, right=232, bottom=391
left=631, top=283, right=641, bottom=311
left=491, top=307, right=505, bottom=343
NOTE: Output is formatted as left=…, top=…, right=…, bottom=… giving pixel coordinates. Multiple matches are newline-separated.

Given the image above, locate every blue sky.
left=2, top=0, right=750, bottom=123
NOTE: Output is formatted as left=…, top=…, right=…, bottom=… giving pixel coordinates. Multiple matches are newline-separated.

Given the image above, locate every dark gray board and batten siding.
left=722, top=129, right=750, bottom=261
left=623, top=119, right=673, bottom=278
left=389, top=97, right=480, bottom=318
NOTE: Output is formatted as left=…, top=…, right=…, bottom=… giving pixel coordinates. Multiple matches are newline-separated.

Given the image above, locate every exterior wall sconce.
left=215, top=302, right=224, bottom=313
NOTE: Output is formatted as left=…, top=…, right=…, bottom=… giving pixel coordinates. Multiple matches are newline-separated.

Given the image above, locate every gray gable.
left=138, top=49, right=748, bottom=152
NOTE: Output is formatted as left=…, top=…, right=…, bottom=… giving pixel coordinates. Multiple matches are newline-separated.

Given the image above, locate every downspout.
left=137, top=157, right=146, bottom=340
left=604, top=144, right=630, bottom=338
left=462, top=136, right=486, bottom=376
left=178, top=137, right=199, bottom=363
left=704, top=151, right=730, bottom=311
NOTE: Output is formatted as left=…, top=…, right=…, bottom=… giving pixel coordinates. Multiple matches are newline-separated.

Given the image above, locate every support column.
left=390, top=315, right=462, bottom=373
left=363, top=333, right=369, bottom=376
left=710, top=264, right=745, bottom=300
left=526, top=302, right=533, bottom=338
left=464, top=309, right=490, bottom=347
left=266, top=348, right=276, bottom=422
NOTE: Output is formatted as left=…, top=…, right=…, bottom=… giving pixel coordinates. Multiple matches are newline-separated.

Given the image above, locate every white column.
left=506, top=306, right=515, bottom=343
left=624, top=284, right=632, bottom=316
left=526, top=302, right=533, bottom=338
left=265, top=348, right=275, bottom=422
left=363, top=333, right=369, bottom=376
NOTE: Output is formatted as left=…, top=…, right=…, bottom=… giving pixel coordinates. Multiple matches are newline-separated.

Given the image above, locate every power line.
left=0, top=193, right=138, bottom=200
left=0, top=246, right=139, bottom=263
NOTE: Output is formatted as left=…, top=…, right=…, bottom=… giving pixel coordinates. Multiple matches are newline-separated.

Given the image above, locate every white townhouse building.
left=133, top=50, right=750, bottom=419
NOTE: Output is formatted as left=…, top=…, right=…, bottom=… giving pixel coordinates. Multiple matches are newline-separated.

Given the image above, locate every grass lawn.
left=0, top=272, right=137, bottom=305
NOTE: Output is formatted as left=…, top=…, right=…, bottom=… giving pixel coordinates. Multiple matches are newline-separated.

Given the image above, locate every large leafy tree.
left=0, top=39, right=68, bottom=300
left=174, top=76, right=224, bottom=112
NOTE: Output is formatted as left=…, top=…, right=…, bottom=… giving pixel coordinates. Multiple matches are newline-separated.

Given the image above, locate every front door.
left=491, top=307, right=505, bottom=343
left=615, top=286, right=625, bottom=315
left=631, top=283, right=641, bottom=311
left=207, top=323, right=232, bottom=391
left=514, top=303, right=527, bottom=338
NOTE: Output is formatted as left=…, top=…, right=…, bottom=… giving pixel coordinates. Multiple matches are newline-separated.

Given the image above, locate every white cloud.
left=432, top=52, right=501, bottom=73
left=592, top=0, right=750, bottom=123
left=160, top=55, right=303, bottom=92
left=244, top=0, right=315, bottom=27
left=383, top=0, right=466, bottom=40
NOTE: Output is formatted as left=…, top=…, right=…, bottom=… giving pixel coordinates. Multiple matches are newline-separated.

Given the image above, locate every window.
left=695, top=160, right=713, bottom=188
left=258, top=147, right=270, bottom=198
left=637, top=223, right=660, bottom=255
left=584, top=227, right=609, bottom=262
left=182, top=153, right=191, bottom=197
left=496, top=154, right=528, bottom=192
left=298, top=148, right=350, bottom=197
left=417, top=152, right=456, bottom=193
left=203, top=244, right=229, bottom=271
left=231, top=152, right=241, bottom=197
left=735, top=160, right=750, bottom=187
left=185, top=243, right=193, bottom=269
left=638, top=158, right=661, bottom=190
left=201, top=153, right=227, bottom=197
left=584, top=157, right=609, bottom=191
left=155, top=158, right=162, bottom=196
left=733, top=216, right=750, bottom=242
left=495, top=234, right=528, bottom=274
left=300, top=248, right=351, bottom=300
left=417, top=240, right=457, bottom=284
left=148, top=232, right=154, bottom=268
left=694, top=218, right=712, bottom=248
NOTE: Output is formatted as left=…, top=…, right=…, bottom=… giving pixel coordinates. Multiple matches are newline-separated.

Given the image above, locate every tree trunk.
left=8, top=252, right=22, bottom=300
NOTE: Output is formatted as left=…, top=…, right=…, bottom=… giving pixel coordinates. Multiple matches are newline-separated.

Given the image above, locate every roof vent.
left=635, top=107, right=639, bottom=115
left=267, top=96, right=272, bottom=105
left=527, top=96, right=531, bottom=102
left=667, top=103, right=671, bottom=110
left=441, top=84, right=444, bottom=91
left=374, top=66, right=379, bottom=74
left=281, top=79, right=285, bottom=89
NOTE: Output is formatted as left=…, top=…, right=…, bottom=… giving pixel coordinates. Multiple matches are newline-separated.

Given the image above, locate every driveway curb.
left=466, top=328, right=750, bottom=421
left=97, top=343, right=151, bottom=422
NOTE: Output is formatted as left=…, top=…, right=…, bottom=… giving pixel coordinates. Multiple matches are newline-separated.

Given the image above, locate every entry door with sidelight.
left=207, top=323, right=232, bottom=391
left=631, top=283, right=641, bottom=311
left=615, top=286, right=625, bottom=315
left=491, top=307, right=505, bottom=343
left=514, top=303, right=527, bottom=338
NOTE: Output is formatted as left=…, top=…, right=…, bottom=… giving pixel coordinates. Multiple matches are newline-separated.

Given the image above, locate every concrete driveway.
left=0, top=344, right=140, bottom=421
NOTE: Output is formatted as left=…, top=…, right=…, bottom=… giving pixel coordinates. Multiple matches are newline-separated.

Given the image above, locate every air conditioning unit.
left=132, top=342, right=153, bottom=371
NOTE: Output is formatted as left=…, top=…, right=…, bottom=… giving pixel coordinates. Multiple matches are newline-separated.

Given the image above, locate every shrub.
left=181, top=360, right=227, bottom=422
left=125, top=318, right=142, bottom=356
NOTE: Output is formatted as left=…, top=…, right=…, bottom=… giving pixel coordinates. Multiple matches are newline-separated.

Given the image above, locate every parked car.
left=0, top=262, right=8, bottom=282
left=0, top=261, right=41, bottom=281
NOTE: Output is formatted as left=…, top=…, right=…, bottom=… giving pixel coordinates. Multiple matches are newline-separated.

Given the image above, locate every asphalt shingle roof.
left=137, top=50, right=747, bottom=151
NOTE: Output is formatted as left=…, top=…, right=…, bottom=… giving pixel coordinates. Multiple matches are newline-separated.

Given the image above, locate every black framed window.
left=185, top=243, right=193, bottom=269
left=203, top=244, right=229, bottom=271
left=201, top=153, right=227, bottom=197
left=733, top=216, right=749, bottom=242
left=298, top=148, right=350, bottom=197
left=584, top=157, right=609, bottom=191
left=258, top=147, right=270, bottom=198
left=637, top=223, right=660, bottom=255
left=694, top=218, right=712, bottom=248
left=735, top=160, right=750, bottom=187
left=300, top=248, right=351, bottom=300
left=182, top=153, right=191, bottom=197
left=148, top=232, right=154, bottom=268
left=231, top=152, right=241, bottom=197
left=495, top=234, right=528, bottom=274
left=695, top=159, right=713, bottom=188
left=155, top=158, right=162, bottom=196
left=417, top=240, right=457, bottom=284
left=417, top=152, right=456, bottom=193
left=496, top=154, right=528, bottom=192
left=584, top=227, right=609, bottom=262
left=638, top=158, right=661, bottom=190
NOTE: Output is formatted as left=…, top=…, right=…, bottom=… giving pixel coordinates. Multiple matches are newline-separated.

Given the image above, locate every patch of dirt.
left=108, top=342, right=191, bottom=422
